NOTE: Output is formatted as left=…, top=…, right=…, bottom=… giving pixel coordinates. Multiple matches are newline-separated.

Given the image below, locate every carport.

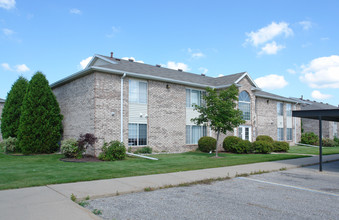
left=292, top=109, right=339, bottom=171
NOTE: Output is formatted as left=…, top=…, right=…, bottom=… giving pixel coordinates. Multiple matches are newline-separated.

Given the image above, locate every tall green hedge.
left=1, top=76, right=28, bottom=139
left=17, top=72, right=63, bottom=154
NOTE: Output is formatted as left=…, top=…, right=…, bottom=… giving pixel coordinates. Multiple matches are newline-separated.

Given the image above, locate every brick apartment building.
left=50, top=54, right=301, bottom=154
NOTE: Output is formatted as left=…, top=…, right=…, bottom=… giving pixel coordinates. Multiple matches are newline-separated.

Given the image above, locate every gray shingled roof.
left=292, top=98, right=339, bottom=110
left=0, top=98, right=5, bottom=103
left=99, top=55, right=245, bottom=87
left=255, top=90, right=298, bottom=103
left=51, top=54, right=296, bottom=103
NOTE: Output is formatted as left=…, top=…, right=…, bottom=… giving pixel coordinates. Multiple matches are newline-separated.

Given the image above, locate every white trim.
left=234, top=72, right=259, bottom=88
left=238, top=125, right=252, bottom=141
left=256, top=94, right=299, bottom=103
left=121, top=73, right=127, bottom=142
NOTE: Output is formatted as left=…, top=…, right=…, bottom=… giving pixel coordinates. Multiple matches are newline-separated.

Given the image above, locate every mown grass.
left=0, top=152, right=308, bottom=190
left=288, top=145, right=339, bottom=155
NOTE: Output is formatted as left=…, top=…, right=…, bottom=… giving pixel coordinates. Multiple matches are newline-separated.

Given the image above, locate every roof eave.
left=256, top=94, right=299, bottom=103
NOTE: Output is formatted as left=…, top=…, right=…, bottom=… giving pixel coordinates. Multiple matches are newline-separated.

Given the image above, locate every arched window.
left=239, top=91, right=250, bottom=120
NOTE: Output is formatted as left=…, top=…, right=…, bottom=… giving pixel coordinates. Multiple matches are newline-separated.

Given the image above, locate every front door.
left=238, top=126, right=251, bottom=141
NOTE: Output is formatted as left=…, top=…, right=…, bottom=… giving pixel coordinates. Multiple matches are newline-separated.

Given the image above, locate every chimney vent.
left=110, top=52, right=113, bottom=58
left=128, top=59, right=134, bottom=62
left=201, top=73, right=205, bottom=76
left=156, top=64, right=161, bottom=67
left=178, top=69, right=183, bottom=72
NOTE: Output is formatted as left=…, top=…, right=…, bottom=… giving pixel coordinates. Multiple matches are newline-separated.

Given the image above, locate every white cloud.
left=199, top=67, right=208, bottom=75
left=163, top=61, right=190, bottom=71
left=187, top=48, right=205, bottom=59
left=321, top=37, right=329, bottom=41
left=255, top=74, right=288, bottom=90
left=1, top=63, right=12, bottom=71
left=80, top=56, right=92, bottom=69
left=311, top=90, right=332, bottom=100
left=258, top=41, right=285, bottom=55
left=299, top=21, right=312, bottom=30
left=15, top=64, right=29, bottom=72
left=1, top=63, right=30, bottom=72
left=245, top=22, right=293, bottom=46
left=70, top=8, right=81, bottom=15
left=121, top=57, right=144, bottom=63
left=287, top=69, right=296, bottom=74
left=2, top=28, right=13, bottom=36
left=300, top=55, right=339, bottom=88
left=0, top=0, right=15, bottom=10
left=218, top=74, right=224, bottom=77
left=106, top=26, right=120, bottom=38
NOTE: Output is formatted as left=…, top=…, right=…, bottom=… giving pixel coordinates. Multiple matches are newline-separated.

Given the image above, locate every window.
left=186, top=89, right=205, bottom=107
left=128, top=123, right=147, bottom=146
left=277, top=128, right=284, bottom=141
left=277, top=102, right=283, bottom=116
left=286, top=104, right=292, bottom=117
left=239, top=91, right=251, bottom=120
left=333, top=122, right=337, bottom=138
left=186, top=125, right=207, bottom=144
left=238, top=126, right=251, bottom=141
left=286, top=128, right=292, bottom=141
left=129, top=80, right=147, bottom=104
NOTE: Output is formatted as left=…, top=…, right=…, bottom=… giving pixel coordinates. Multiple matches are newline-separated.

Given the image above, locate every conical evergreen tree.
left=18, top=72, right=63, bottom=154
left=1, top=76, right=28, bottom=139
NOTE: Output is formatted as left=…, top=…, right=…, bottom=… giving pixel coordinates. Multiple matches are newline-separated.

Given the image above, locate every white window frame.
left=128, top=123, right=147, bottom=146
left=186, top=125, right=207, bottom=144
left=186, top=89, right=205, bottom=108
left=277, top=102, right=284, bottom=116
left=239, top=91, right=251, bottom=121
left=277, top=128, right=284, bottom=141
left=238, top=126, right=251, bottom=141
left=286, top=128, right=292, bottom=141
left=129, top=79, right=148, bottom=104
left=286, top=103, right=292, bottom=117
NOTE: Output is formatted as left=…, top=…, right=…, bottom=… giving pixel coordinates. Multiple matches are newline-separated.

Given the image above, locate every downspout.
left=121, top=73, right=127, bottom=142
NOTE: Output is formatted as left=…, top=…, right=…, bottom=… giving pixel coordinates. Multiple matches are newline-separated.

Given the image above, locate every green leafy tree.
left=1, top=76, right=28, bottom=139
left=18, top=72, right=63, bottom=154
left=192, top=85, right=245, bottom=157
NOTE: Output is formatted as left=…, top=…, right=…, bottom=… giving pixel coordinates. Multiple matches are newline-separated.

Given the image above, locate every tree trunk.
left=216, top=129, right=220, bottom=157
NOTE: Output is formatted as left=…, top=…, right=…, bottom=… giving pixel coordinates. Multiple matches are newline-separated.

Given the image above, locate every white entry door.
left=238, top=126, right=251, bottom=141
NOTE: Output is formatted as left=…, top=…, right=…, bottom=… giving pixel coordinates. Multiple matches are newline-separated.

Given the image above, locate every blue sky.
left=1, top=0, right=339, bottom=105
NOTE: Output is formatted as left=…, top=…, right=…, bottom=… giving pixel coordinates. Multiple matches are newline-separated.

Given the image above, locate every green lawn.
left=288, top=145, right=339, bottom=155
left=0, top=152, right=307, bottom=190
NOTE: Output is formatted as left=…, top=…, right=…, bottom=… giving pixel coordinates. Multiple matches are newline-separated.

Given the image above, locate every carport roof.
left=292, top=109, right=339, bottom=122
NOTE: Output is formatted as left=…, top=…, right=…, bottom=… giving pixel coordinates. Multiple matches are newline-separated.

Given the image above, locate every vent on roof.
left=156, top=64, right=161, bottom=67
left=128, top=59, right=134, bottom=62
left=110, top=52, right=113, bottom=58
left=201, top=73, right=205, bottom=76
left=178, top=69, right=183, bottom=72
left=115, top=58, right=120, bottom=61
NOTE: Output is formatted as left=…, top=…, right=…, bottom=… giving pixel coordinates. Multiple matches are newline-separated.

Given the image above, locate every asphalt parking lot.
left=87, top=161, right=339, bottom=220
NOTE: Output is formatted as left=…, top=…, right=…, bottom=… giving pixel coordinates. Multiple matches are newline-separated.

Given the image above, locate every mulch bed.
left=60, top=156, right=103, bottom=163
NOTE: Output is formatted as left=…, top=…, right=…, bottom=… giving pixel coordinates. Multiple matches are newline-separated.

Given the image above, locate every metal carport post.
left=292, top=109, right=339, bottom=172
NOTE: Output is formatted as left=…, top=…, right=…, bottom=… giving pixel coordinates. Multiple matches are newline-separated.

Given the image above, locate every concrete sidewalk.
left=1, top=154, right=339, bottom=220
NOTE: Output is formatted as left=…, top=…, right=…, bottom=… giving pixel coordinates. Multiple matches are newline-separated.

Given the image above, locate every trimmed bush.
left=233, top=140, right=253, bottom=154
left=1, top=137, right=18, bottom=153
left=1, top=77, right=28, bottom=139
left=252, top=141, right=273, bottom=154
left=272, top=141, right=289, bottom=152
left=61, top=139, right=80, bottom=158
left=198, top=136, right=217, bottom=153
left=98, top=141, right=126, bottom=161
left=301, top=132, right=318, bottom=145
left=223, top=136, right=242, bottom=152
left=134, top=146, right=153, bottom=154
left=18, top=72, right=63, bottom=154
left=322, top=138, right=336, bottom=147
left=334, top=136, right=339, bottom=146
left=256, top=135, right=274, bottom=143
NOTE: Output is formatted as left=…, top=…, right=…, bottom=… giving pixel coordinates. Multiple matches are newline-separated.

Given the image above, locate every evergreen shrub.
left=198, top=136, right=217, bottom=152
left=98, top=141, right=126, bottom=161
left=223, top=136, right=242, bottom=152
